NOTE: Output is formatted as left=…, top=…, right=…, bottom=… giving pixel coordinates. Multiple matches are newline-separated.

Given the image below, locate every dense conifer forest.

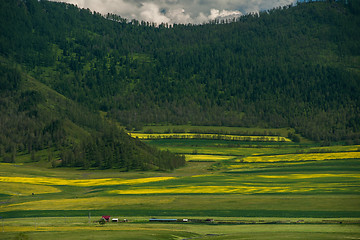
left=0, top=0, right=359, bottom=168
left=0, top=61, right=186, bottom=170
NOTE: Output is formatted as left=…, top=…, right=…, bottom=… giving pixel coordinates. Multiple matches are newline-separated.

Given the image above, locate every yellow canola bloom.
left=4, top=196, right=176, bottom=211
left=109, top=185, right=292, bottom=194
left=191, top=174, right=217, bottom=178
left=110, top=181, right=360, bottom=195
left=0, top=182, right=61, bottom=196
left=185, top=154, right=234, bottom=161
left=0, top=176, right=175, bottom=187
left=240, top=151, right=360, bottom=163
left=228, top=162, right=305, bottom=169
left=259, top=173, right=360, bottom=179
left=130, top=133, right=291, bottom=142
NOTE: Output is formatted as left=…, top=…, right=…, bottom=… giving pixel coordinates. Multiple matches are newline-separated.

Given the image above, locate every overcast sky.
left=50, top=0, right=297, bottom=24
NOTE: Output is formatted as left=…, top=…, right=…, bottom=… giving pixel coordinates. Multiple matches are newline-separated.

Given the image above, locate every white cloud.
left=166, top=8, right=192, bottom=24
left=139, top=2, right=171, bottom=23
left=208, top=9, right=243, bottom=21
left=50, top=0, right=297, bottom=24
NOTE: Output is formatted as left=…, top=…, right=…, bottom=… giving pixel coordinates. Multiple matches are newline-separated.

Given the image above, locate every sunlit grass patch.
left=239, top=151, right=360, bottom=163
left=0, top=163, right=23, bottom=166
left=0, top=182, right=61, bottom=196
left=4, top=225, right=178, bottom=232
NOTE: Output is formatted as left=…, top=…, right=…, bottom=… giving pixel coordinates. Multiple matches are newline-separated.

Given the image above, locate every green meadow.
left=1, top=126, right=360, bottom=239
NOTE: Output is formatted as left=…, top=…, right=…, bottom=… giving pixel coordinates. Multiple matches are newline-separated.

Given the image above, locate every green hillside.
left=1, top=3, right=360, bottom=238
left=0, top=58, right=185, bottom=170
left=0, top=0, right=359, bottom=158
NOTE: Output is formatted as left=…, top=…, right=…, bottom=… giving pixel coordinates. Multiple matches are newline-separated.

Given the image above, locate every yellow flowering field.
left=0, top=182, right=61, bottom=196
left=191, top=174, right=218, bottom=178
left=258, top=173, right=360, bottom=179
left=109, top=185, right=292, bottom=194
left=130, top=133, right=291, bottom=142
left=109, top=181, right=360, bottom=195
left=0, top=176, right=176, bottom=187
left=228, top=162, right=305, bottom=169
left=309, top=145, right=360, bottom=153
left=238, top=151, right=360, bottom=163
left=185, top=154, right=235, bottom=162
left=3, top=196, right=176, bottom=211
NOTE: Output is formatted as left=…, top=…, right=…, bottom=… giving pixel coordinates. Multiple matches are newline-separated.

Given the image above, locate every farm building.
left=102, top=216, right=111, bottom=222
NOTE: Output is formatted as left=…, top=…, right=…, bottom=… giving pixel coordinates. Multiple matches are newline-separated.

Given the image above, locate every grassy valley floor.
left=0, top=127, right=360, bottom=239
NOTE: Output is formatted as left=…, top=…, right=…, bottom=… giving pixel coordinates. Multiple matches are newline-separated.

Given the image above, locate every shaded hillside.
left=0, top=59, right=185, bottom=170
left=0, top=0, right=359, bottom=142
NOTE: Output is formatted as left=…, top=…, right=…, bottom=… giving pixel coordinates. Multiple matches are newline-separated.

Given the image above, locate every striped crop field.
left=107, top=172, right=360, bottom=195
left=1, top=127, right=360, bottom=240
left=238, top=151, right=360, bottom=163
left=0, top=176, right=175, bottom=187
left=258, top=173, right=360, bottom=179
left=108, top=183, right=360, bottom=195
left=129, top=133, right=291, bottom=142
left=109, top=186, right=294, bottom=194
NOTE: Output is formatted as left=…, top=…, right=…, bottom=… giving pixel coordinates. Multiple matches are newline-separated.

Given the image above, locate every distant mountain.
left=0, top=0, right=359, bottom=144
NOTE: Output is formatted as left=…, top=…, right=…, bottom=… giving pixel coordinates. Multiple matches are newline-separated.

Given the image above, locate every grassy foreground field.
left=1, top=126, right=360, bottom=239
left=1, top=218, right=360, bottom=240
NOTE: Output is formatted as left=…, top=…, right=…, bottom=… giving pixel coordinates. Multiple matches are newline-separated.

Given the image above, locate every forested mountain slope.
left=0, top=58, right=185, bottom=170
left=0, top=0, right=359, bottom=143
